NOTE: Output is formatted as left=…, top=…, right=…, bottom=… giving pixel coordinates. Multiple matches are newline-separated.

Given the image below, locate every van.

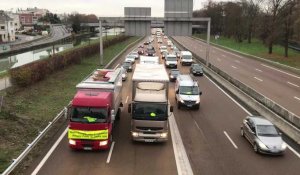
left=165, top=54, right=177, bottom=68
left=175, top=74, right=202, bottom=110
left=180, top=51, right=193, bottom=66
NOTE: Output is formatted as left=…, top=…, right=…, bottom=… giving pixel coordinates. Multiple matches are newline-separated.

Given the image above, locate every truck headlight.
left=129, top=66, right=132, bottom=69
left=99, top=140, right=108, bottom=146
left=69, top=139, right=76, bottom=145
left=170, top=75, right=174, bottom=78
left=132, top=132, right=139, bottom=137
left=193, top=71, right=196, bottom=73
left=196, top=98, right=200, bottom=104
left=160, top=132, right=168, bottom=138
left=122, top=74, right=126, bottom=78
left=179, top=98, right=184, bottom=103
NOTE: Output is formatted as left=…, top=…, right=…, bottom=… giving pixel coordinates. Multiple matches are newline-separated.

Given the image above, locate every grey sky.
left=0, top=0, right=233, bottom=17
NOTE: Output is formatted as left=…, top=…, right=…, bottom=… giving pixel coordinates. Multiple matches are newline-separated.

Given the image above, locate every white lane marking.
left=255, top=68, right=262, bottom=72
left=114, top=64, right=119, bottom=70
left=287, top=82, right=299, bottom=88
left=31, top=128, right=68, bottom=175
left=194, top=120, right=200, bottom=130
left=204, top=75, right=252, bottom=115
left=169, top=113, right=194, bottom=175
left=254, top=77, right=263, bottom=82
left=106, top=141, right=115, bottom=163
left=223, top=131, right=238, bottom=149
left=294, top=96, right=300, bottom=101
left=125, top=96, right=129, bottom=104
left=205, top=75, right=300, bottom=158
left=214, top=47, right=243, bottom=58
left=222, top=54, right=226, bottom=57
left=286, top=143, right=300, bottom=158
left=261, top=64, right=300, bottom=79
left=235, top=60, right=240, bottom=63
left=231, top=66, right=237, bottom=69
left=217, top=58, right=221, bottom=62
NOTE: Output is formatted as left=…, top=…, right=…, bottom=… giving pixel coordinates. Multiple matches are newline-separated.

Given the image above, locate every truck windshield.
left=179, top=86, right=199, bottom=95
left=183, top=55, right=192, bottom=60
left=167, top=57, right=177, bottom=61
left=70, top=107, right=108, bottom=123
left=132, top=103, right=168, bottom=121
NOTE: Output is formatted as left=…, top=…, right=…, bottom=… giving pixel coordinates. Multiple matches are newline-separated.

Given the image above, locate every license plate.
left=145, top=139, right=155, bottom=142
left=83, top=147, right=92, bottom=150
left=187, top=105, right=192, bottom=107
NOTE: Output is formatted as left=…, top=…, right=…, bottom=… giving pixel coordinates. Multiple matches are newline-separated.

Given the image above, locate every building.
left=7, top=12, right=21, bottom=31
left=17, top=7, right=48, bottom=27
left=0, top=10, right=15, bottom=43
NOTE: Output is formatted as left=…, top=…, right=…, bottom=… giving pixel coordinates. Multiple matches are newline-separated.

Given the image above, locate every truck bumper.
left=179, top=101, right=200, bottom=109
left=68, top=139, right=110, bottom=150
left=131, top=132, right=168, bottom=142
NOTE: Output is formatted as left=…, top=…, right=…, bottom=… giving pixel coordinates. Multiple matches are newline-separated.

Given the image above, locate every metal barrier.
left=1, top=36, right=144, bottom=175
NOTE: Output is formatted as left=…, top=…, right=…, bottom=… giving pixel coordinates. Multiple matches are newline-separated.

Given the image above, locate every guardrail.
left=171, top=36, right=300, bottom=144
left=1, top=36, right=144, bottom=175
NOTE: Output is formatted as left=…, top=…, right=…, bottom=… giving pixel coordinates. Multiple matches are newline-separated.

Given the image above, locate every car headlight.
left=122, top=74, right=126, bottom=78
left=281, top=142, right=287, bottom=150
left=160, top=132, right=168, bottom=138
left=257, top=140, right=268, bottom=150
left=196, top=98, right=200, bottom=104
left=166, top=62, right=169, bottom=65
left=132, top=132, right=139, bottom=137
left=193, top=71, right=196, bottom=73
left=170, top=75, right=174, bottom=78
left=179, top=97, right=184, bottom=103
left=129, top=66, right=132, bottom=69
left=69, top=139, right=76, bottom=145
left=99, top=140, right=108, bottom=146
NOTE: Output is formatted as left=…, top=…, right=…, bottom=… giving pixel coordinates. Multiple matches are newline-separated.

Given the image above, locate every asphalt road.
left=173, top=36, right=300, bottom=118
left=26, top=35, right=300, bottom=175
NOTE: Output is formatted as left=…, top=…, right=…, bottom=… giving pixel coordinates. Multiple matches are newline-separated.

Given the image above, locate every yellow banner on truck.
left=68, top=129, right=108, bottom=140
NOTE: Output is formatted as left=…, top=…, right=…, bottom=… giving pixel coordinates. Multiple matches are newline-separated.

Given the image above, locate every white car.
left=167, top=40, right=173, bottom=47
left=130, top=51, right=139, bottom=59
left=160, top=45, right=168, bottom=53
left=125, top=55, right=136, bottom=64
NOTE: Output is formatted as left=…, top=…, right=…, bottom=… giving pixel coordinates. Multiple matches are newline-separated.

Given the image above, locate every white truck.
left=139, top=55, right=159, bottom=64
left=180, top=51, right=193, bottom=66
left=68, top=68, right=123, bottom=150
left=128, top=64, right=173, bottom=142
left=165, top=54, right=178, bottom=68
left=175, top=74, right=202, bottom=110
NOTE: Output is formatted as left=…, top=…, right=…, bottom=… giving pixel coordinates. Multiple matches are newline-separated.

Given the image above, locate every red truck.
left=67, top=68, right=123, bottom=150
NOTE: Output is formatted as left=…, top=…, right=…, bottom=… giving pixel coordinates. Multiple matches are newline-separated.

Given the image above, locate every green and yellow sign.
left=68, top=129, right=108, bottom=140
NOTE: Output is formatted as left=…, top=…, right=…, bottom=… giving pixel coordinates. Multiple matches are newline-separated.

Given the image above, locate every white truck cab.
left=165, top=54, right=177, bottom=68
left=180, top=51, right=193, bottom=66
left=175, top=74, right=202, bottom=110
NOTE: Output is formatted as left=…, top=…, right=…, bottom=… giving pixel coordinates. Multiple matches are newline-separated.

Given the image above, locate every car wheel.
left=253, top=143, right=259, bottom=153
left=240, top=128, right=244, bottom=137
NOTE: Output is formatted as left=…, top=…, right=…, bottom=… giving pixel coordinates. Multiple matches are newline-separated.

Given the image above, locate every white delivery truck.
left=165, top=54, right=178, bottom=68
left=180, top=51, right=193, bottom=66
left=175, top=74, right=202, bottom=110
left=128, top=64, right=173, bottom=142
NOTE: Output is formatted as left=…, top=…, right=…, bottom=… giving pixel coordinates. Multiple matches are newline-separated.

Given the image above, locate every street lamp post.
left=206, top=19, right=211, bottom=66
left=99, top=20, right=103, bottom=66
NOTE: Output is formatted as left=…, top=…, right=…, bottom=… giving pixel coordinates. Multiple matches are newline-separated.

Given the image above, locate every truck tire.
left=116, top=108, right=121, bottom=120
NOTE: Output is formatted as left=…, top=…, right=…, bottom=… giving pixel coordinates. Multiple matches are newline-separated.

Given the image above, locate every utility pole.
left=99, top=20, right=103, bottom=66
left=206, top=19, right=211, bottom=66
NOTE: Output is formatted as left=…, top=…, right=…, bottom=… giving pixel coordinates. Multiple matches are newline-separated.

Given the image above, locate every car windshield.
left=171, top=70, right=179, bottom=75
left=256, top=125, right=279, bottom=136
left=193, top=65, right=202, bottom=70
left=132, top=103, right=168, bottom=120
left=183, top=55, right=192, bottom=60
left=70, top=107, right=107, bottom=123
left=166, top=56, right=177, bottom=61
left=179, top=86, right=199, bottom=95
left=127, top=55, right=135, bottom=59
left=123, top=62, right=131, bottom=67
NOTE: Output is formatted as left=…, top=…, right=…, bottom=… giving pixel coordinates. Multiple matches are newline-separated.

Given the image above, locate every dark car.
left=138, top=45, right=144, bottom=48
left=122, top=61, right=133, bottom=72
left=190, top=64, right=204, bottom=76
left=138, top=48, right=144, bottom=55
left=144, top=41, right=149, bottom=45
left=146, top=46, right=156, bottom=56
left=169, top=69, right=180, bottom=82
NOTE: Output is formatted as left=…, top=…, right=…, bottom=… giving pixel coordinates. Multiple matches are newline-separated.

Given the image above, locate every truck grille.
left=183, top=100, right=196, bottom=105
left=136, top=127, right=163, bottom=131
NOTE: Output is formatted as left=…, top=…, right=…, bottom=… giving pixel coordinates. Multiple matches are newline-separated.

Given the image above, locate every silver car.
left=240, top=116, right=287, bottom=155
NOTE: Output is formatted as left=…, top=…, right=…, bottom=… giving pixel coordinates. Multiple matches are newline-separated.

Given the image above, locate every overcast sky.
left=0, top=0, right=233, bottom=17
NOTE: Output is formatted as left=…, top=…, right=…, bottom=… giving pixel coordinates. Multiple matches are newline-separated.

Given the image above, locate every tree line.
left=193, top=0, right=300, bottom=57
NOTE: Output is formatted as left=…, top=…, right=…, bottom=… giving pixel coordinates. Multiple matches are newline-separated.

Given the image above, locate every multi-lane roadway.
left=26, top=35, right=300, bottom=175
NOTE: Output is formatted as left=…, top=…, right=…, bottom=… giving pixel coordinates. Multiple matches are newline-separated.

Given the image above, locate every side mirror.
left=111, top=109, right=115, bottom=121
left=199, top=91, right=202, bottom=95
left=176, top=90, right=179, bottom=94
left=128, top=103, right=132, bottom=113
left=170, top=106, right=174, bottom=113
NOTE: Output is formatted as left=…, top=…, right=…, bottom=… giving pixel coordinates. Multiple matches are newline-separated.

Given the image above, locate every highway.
left=26, top=35, right=300, bottom=175
left=173, top=36, right=300, bottom=118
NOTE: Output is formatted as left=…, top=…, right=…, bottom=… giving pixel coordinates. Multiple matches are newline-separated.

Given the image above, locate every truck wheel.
left=116, top=108, right=121, bottom=120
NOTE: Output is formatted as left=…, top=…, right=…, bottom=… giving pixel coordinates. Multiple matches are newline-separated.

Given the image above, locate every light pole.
left=99, top=20, right=103, bottom=66
left=206, top=19, right=211, bottom=66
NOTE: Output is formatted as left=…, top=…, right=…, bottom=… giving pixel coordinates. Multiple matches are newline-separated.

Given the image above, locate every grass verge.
left=0, top=36, right=140, bottom=173
left=194, top=34, right=300, bottom=69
